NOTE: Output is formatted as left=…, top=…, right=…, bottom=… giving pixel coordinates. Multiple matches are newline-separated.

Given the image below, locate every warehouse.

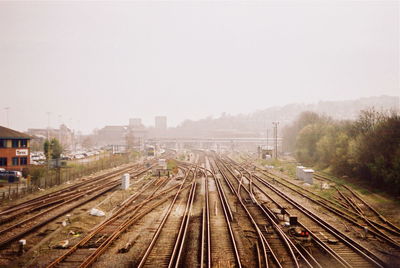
left=0, top=126, right=31, bottom=171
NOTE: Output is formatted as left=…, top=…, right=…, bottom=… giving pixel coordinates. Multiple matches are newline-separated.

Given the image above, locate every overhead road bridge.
left=146, top=137, right=282, bottom=151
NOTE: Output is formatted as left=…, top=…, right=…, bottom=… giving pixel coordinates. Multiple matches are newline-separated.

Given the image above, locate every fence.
left=0, top=153, right=136, bottom=203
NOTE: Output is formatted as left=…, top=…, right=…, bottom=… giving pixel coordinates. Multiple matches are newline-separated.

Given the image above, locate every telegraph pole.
left=46, top=112, right=52, bottom=187
left=46, top=112, right=51, bottom=141
left=4, top=107, right=10, bottom=127
left=272, top=121, right=279, bottom=159
left=58, top=115, right=62, bottom=144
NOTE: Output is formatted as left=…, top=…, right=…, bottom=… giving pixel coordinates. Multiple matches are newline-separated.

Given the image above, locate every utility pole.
left=46, top=112, right=51, bottom=141
left=4, top=107, right=10, bottom=127
left=272, top=121, right=279, bottom=159
left=76, top=120, right=80, bottom=151
left=58, top=115, right=62, bottom=144
left=69, top=117, right=73, bottom=151
left=46, top=112, right=52, bottom=187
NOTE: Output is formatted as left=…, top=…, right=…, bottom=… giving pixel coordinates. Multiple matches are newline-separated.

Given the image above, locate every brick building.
left=96, top=121, right=148, bottom=149
left=27, top=124, right=74, bottom=150
left=0, top=126, right=31, bottom=171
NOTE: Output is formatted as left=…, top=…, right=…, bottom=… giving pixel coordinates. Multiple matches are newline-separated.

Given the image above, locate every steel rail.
left=212, top=158, right=279, bottom=268
left=0, top=167, right=151, bottom=238
left=168, top=179, right=197, bottom=268
left=254, top=173, right=386, bottom=268
left=0, top=165, right=150, bottom=226
left=230, top=161, right=352, bottom=268
left=259, top=169, right=400, bottom=248
left=136, top=168, right=193, bottom=268
left=272, top=169, right=400, bottom=237
left=211, top=165, right=243, bottom=268
left=46, top=181, right=185, bottom=268
left=217, top=158, right=305, bottom=268
left=0, top=163, right=141, bottom=215
left=0, top=182, right=116, bottom=249
left=342, top=184, right=400, bottom=234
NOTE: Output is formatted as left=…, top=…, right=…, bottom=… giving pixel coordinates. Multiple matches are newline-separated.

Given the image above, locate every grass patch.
left=358, top=188, right=371, bottom=195
left=263, top=159, right=296, bottom=178
left=318, top=188, right=336, bottom=201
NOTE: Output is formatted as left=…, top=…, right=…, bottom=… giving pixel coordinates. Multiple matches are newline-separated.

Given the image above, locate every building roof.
left=0, top=126, right=31, bottom=139
left=99, top=126, right=127, bottom=133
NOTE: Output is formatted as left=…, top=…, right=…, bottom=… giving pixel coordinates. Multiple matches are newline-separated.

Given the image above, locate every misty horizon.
left=1, top=95, right=398, bottom=135
left=1, top=1, right=399, bottom=134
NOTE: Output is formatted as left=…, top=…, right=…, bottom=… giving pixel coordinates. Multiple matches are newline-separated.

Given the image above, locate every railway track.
left=136, top=167, right=195, bottom=267
left=231, top=158, right=398, bottom=267
left=211, top=156, right=303, bottom=268
left=0, top=163, right=141, bottom=216
left=176, top=168, right=208, bottom=268
left=47, top=168, right=191, bottom=268
left=0, top=163, right=154, bottom=227
left=167, top=177, right=197, bottom=267
left=250, top=167, right=400, bottom=251
left=201, top=165, right=211, bottom=268
left=215, top=157, right=311, bottom=268
left=209, top=161, right=244, bottom=268
left=0, top=164, right=152, bottom=250
left=3, top=152, right=399, bottom=267
left=315, top=173, right=400, bottom=236
left=252, top=173, right=387, bottom=268
left=201, top=159, right=238, bottom=268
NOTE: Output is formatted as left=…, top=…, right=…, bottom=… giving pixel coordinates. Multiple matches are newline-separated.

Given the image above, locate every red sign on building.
left=0, top=126, right=31, bottom=171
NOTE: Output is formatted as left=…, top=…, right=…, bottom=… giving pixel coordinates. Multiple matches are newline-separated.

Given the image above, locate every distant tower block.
left=129, top=118, right=142, bottom=128
left=155, top=116, right=167, bottom=130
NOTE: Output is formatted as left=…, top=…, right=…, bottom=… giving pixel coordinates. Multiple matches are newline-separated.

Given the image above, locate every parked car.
left=0, top=170, right=22, bottom=182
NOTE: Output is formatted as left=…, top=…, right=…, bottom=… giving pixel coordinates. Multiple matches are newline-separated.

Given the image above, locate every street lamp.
left=4, top=107, right=10, bottom=127
left=272, top=121, right=279, bottom=159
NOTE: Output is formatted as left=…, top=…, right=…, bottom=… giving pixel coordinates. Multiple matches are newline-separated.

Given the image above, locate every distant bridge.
left=148, top=137, right=281, bottom=143
left=147, top=137, right=282, bottom=151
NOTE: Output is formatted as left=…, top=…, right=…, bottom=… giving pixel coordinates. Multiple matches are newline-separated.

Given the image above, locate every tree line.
left=283, top=109, right=400, bottom=195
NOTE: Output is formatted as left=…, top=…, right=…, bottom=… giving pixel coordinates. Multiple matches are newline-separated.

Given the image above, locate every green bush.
left=285, top=109, right=400, bottom=195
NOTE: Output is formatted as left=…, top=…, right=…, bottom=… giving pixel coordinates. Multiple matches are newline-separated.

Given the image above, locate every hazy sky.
left=0, top=1, right=399, bottom=133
